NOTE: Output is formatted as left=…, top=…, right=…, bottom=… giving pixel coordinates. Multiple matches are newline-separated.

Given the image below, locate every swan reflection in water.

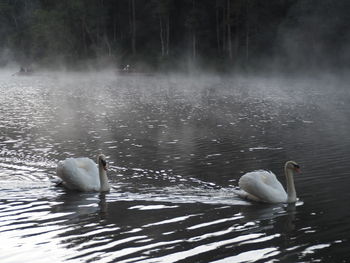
left=50, top=190, right=109, bottom=222
left=238, top=202, right=299, bottom=233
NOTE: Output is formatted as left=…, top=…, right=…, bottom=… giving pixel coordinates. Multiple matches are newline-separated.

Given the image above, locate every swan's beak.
left=295, top=167, right=301, bottom=173
left=100, top=159, right=108, bottom=171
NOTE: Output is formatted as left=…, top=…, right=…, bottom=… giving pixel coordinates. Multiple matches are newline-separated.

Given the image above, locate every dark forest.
left=0, top=0, right=349, bottom=72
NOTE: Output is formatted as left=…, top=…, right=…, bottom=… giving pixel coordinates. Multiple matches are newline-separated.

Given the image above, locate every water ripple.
left=1, top=73, right=350, bottom=262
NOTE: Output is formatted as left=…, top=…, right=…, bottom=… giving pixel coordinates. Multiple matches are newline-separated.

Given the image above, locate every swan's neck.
left=285, top=167, right=296, bottom=203
left=98, top=166, right=110, bottom=192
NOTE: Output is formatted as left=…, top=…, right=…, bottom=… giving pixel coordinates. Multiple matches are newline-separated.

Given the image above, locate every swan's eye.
left=294, top=164, right=300, bottom=169
left=101, top=159, right=107, bottom=166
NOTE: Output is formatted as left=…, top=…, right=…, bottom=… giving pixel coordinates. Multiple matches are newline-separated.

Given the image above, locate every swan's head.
left=97, top=154, right=108, bottom=171
left=285, top=161, right=301, bottom=173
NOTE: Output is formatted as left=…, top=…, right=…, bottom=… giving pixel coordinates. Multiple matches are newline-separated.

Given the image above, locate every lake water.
left=1, top=70, right=350, bottom=262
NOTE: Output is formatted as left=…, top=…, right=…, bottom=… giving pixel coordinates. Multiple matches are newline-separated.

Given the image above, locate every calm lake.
left=1, top=70, right=350, bottom=262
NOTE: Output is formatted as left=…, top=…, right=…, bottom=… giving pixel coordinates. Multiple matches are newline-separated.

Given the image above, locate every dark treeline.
left=0, top=0, right=349, bottom=72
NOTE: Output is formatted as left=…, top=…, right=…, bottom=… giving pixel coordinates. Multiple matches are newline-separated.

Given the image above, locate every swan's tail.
left=54, top=161, right=65, bottom=187
left=51, top=178, right=64, bottom=187
left=233, top=188, right=261, bottom=202
left=56, top=160, right=65, bottom=178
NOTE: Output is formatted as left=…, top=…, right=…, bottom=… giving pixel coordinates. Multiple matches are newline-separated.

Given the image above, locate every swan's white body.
left=238, top=161, right=299, bottom=203
left=56, top=155, right=110, bottom=192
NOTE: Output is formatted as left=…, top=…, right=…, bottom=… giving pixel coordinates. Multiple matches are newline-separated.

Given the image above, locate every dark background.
left=0, top=0, right=349, bottom=72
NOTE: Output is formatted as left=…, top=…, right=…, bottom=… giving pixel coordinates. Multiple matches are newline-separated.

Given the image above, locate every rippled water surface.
left=1, top=71, right=350, bottom=262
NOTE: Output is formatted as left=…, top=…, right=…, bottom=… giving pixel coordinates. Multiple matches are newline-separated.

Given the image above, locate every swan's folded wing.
left=74, top=158, right=98, bottom=175
left=56, top=158, right=80, bottom=189
left=239, top=170, right=287, bottom=203
left=56, top=158, right=99, bottom=191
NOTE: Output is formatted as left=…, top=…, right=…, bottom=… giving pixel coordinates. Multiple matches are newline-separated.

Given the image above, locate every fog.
left=275, top=1, right=350, bottom=71
left=3, top=67, right=349, bottom=149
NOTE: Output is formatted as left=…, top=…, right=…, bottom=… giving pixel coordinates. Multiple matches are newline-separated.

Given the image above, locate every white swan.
left=237, top=161, right=300, bottom=203
left=56, top=154, right=110, bottom=192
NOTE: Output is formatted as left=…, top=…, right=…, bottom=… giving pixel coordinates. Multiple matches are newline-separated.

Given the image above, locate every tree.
left=1, top=0, right=343, bottom=71
left=151, top=0, right=172, bottom=57
left=185, top=0, right=202, bottom=61
left=130, top=0, right=136, bottom=54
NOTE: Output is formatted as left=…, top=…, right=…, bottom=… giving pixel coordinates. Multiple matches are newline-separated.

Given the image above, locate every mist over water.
left=1, top=70, right=350, bottom=262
